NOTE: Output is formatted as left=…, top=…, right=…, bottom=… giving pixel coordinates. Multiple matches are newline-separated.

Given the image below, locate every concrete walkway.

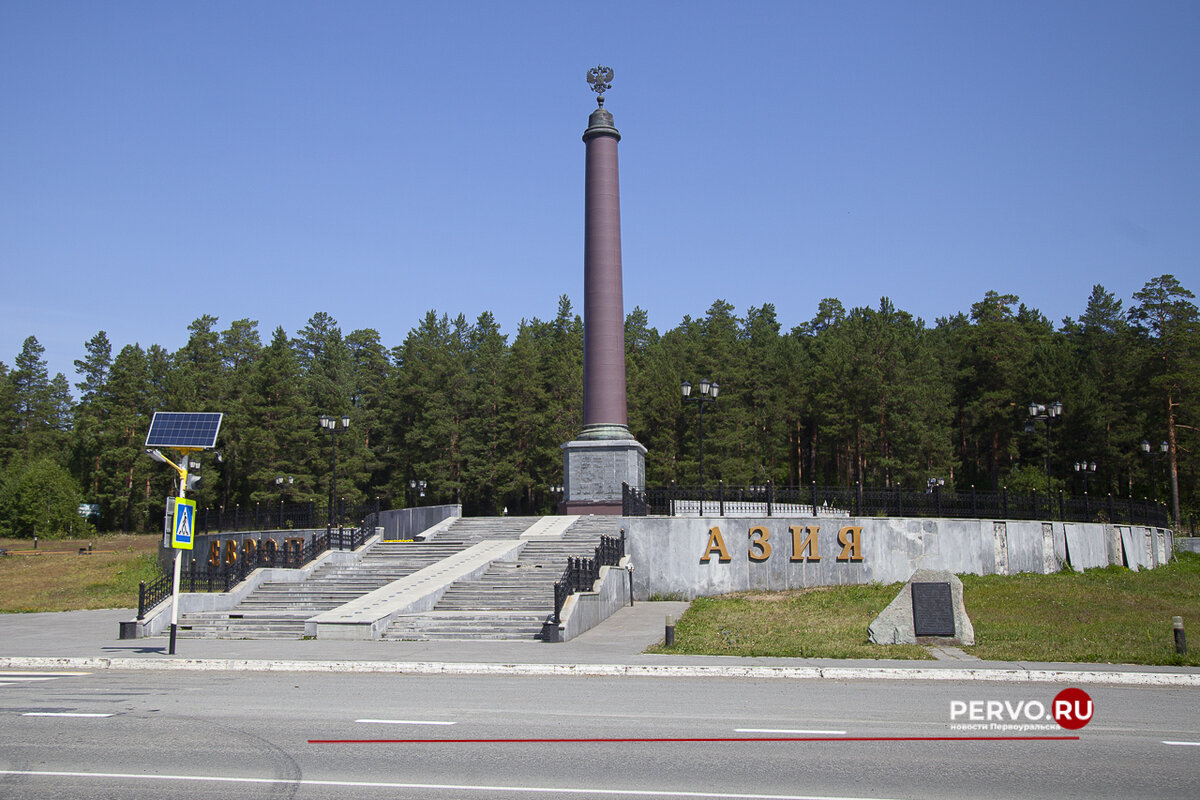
left=2, top=604, right=1199, bottom=686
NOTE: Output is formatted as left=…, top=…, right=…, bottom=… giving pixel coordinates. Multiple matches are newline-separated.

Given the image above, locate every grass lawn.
left=0, top=534, right=162, bottom=613
left=649, top=553, right=1200, bottom=666
left=962, top=555, right=1200, bottom=666
left=647, top=583, right=933, bottom=660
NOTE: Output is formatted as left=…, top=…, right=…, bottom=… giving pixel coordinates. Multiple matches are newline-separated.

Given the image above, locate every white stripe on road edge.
left=0, top=677, right=63, bottom=682
left=21, top=712, right=113, bottom=718
left=0, top=671, right=91, bottom=676
left=0, top=769, right=912, bottom=800
left=356, top=719, right=456, bottom=725
left=1162, top=740, right=1200, bottom=746
left=1, top=657, right=1198, bottom=687
left=736, top=729, right=847, bottom=736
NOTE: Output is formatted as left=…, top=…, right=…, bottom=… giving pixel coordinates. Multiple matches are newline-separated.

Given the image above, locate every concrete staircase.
left=175, top=516, right=544, bottom=639
left=382, top=516, right=621, bottom=641
left=174, top=515, right=621, bottom=641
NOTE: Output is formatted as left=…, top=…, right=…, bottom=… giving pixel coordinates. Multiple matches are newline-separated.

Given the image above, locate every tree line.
left=0, top=275, right=1195, bottom=537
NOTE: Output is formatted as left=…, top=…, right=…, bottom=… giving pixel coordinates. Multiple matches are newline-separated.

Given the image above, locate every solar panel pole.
left=145, top=447, right=189, bottom=655
left=168, top=452, right=190, bottom=656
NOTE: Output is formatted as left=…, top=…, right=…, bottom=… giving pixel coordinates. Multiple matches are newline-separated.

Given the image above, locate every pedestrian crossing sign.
left=172, top=498, right=196, bottom=550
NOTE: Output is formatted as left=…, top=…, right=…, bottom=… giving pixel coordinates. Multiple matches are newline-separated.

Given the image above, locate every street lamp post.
left=1140, top=440, right=1168, bottom=502
left=319, top=414, right=350, bottom=527
left=682, top=378, right=719, bottom=515
left=275, top=475, right=292, bottom=528
left=409, top=479, right=427, bottom=507
left=1026, top=400, right=1063, bottom=515
left=1074, top=461, right=1096, bottom=495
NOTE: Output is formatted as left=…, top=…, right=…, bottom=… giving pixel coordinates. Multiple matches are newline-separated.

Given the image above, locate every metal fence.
left=194, top=500, right=383, bottom=534
left=137, top=525, right=370, bottom=619
left=551, top=531, right=626, bottom=624
left=623, top=482, right=1170, bottom=527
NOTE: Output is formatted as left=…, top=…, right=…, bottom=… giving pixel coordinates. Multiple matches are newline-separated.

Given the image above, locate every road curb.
left=3, top=656, right=1198, bottom=686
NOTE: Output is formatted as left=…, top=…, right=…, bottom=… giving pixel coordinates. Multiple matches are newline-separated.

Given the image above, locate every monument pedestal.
left=561, top=437, right=646, bottom=515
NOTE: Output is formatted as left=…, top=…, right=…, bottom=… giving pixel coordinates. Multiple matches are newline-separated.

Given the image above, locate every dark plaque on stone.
left=911, top=581, right=955, bottom=637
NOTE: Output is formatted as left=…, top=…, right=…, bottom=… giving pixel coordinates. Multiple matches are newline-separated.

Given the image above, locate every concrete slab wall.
left=1064, top=524, right=1108, bottom=570
left=367, top=505, right=461, bottom=541
left=1175, top=537, right=1200, bottom=555
left=545, top=558, right=633, bottom=643
left=626, top=517, right=1167, bottom=600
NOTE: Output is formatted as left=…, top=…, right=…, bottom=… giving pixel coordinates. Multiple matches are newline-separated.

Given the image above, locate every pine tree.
left=1129, top=275, right=1199, bottom=524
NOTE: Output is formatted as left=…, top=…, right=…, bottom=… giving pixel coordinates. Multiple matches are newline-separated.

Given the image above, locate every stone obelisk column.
left=561, top=66, right=646, bottom=515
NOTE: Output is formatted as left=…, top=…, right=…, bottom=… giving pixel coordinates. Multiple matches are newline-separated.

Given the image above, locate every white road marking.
left=1162, top=740, right=1200, bottom=746
left=21, top=712, right=113, bottom=718
left=0, top=770, right=913, bottom=800
left=0, top=673, right=91, bottom=690
left=735, top=729, right=847, bottom=736
left=356, top=718, right=457, bottom=726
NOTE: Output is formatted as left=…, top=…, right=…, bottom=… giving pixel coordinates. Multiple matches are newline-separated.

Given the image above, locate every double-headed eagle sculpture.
left=587, top=65, right=614, bottom=107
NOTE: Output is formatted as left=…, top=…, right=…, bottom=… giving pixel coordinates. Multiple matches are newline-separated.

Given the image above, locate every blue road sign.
left=172, top=498, right=196, bottom=550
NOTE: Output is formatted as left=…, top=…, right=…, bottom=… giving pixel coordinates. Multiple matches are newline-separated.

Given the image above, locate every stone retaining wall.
left=626, top=517, right=1173, bottom=600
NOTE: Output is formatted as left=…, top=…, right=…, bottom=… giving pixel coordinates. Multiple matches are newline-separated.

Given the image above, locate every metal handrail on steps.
left=551, top=530, right=625, bottom=624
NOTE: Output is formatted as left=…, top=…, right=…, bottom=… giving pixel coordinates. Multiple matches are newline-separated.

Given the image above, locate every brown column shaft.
left=582, top=129, right=627, bottom=427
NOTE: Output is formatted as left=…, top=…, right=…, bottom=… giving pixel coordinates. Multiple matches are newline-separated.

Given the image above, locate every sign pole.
left=169, top=547, right=181, bottom=654
left=168, top=453, right=190, bottom=656
left=144, top=413, right=220, bottom=656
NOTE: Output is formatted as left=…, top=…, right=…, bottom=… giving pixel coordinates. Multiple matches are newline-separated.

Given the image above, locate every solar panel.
left=145, top=412, right=223, bottom=449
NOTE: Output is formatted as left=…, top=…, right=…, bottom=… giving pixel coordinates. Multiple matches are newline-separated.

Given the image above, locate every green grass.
left=646, top=583, right=932, bottom=660
left=648, top=553, right=1200, bottom=666
left=0, top=534, right=162, bottom=613
left=962, top=553, right=1200, bottom=666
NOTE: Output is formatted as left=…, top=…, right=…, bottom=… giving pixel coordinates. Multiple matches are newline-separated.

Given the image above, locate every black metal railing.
left=195, top=500, right=382, bottom=534
left=136, top=525, right=369, bottom=619
left=552, top=531, right=626, bottom=624
left=623, top=481, right=1170, bottom=527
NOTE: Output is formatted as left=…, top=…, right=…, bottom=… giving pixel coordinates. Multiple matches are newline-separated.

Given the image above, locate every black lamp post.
left=409, top=479, right=427, bottom=507
left=1026, top=400, right=1063, bottom=510
left=320, top=414, right=350, bottom=527
left=1140, top=439, right=1168, bottom=501
left=275, top=475, right=292, bottom=528
left=1074, top=461, right=1096, bottom=495
left=682, top=378, right=719, bottom=515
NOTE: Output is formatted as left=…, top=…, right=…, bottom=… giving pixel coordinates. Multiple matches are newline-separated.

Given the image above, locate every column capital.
left=583, top=108, right=621, bottom=143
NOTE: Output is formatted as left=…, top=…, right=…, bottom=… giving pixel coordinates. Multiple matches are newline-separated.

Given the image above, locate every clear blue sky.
left=3, top=1, right=1198, bottom=388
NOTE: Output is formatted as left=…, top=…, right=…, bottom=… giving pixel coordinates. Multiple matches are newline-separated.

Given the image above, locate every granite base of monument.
left=868, top=569, right=975, bottom=646
left=561, top=438, right=646, bottom=515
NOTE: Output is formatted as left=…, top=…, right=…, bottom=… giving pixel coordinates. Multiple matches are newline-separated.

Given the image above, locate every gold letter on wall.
left=837, top=526, right=864, bottom=561
left=790, top=525, right=820, bottom=561
left=700, top=526, right=731, bottom=562
left=748, top=526, right=772, bottom=561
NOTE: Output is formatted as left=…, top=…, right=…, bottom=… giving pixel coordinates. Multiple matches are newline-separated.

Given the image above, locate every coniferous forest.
left=0, top=275, right=1196, bottom=537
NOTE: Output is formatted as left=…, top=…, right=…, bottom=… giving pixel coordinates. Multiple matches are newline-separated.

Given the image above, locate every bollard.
left=33, top=536, right=37, bottom=550
left=1174, top=616, right=1187, bottom=655
left=665, top=614, right=675, bottom=647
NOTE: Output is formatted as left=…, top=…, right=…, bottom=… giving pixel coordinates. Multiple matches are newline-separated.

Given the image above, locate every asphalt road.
left=0, top=669, right=1197, bottom=799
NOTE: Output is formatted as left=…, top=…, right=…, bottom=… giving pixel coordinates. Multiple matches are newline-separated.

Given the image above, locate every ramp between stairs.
left=307, top=540, right=524, bottom=640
